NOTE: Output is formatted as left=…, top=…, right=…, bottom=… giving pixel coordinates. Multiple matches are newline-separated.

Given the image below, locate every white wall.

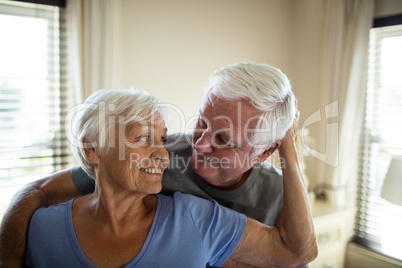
left=374, top=0, right=402, bottom=17
left=285, top=0, right=326, bottom=186
left=118, top=0, right=296, bottom=133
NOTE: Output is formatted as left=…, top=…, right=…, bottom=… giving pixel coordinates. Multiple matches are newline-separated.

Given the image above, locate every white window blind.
left=0, top=0, right=70, bottom=190
left=353, top=23, right=402, bottom=262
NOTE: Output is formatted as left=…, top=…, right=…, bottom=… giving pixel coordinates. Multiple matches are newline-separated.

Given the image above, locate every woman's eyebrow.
left=139, top=124, right=168, bottom=135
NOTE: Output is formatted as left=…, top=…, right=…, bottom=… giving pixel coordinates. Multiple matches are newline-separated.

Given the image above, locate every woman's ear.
left=254, top=140, right=281, bottom=163
left=82, top=138, right=100, bottom=164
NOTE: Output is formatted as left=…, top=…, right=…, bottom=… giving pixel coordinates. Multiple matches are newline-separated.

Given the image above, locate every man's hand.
left=0, top=168, right=80, bottom=267
left=279, top=108, right=300, bottom=156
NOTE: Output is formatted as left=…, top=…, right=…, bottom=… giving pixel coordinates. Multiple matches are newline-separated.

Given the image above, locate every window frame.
left=0, top=0, right=70, bottom=220
left=352, top=14, right=402, bottom=262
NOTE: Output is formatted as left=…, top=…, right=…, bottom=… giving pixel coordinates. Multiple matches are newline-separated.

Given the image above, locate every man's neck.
left=209, top=169, right=252, bottom=191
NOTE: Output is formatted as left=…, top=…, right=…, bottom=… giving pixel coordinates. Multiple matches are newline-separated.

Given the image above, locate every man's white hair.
left=70, top=88, right=168, bottom=177
left=207, top=62, right=296, bottom=157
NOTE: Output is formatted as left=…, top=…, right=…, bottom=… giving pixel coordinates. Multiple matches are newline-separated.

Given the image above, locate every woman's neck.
left=71, top=178, right=158, bottom=268
left=96, top=190, right=155, bottom=229
left=74, top=173, right=158, bottom=235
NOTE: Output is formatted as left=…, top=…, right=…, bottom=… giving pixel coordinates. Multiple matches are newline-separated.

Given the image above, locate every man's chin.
left=199, top=175, right=244, bottom=190
left=191, top=161, right=216, bottom=178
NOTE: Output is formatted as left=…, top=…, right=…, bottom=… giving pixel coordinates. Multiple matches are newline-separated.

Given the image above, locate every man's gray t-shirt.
left=72, top=133, right=283, bottom=226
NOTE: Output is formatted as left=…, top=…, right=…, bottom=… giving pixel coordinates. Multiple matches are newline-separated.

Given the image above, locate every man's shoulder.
left=166, top=133, right=192, bottom=144
left=248, top=161, right=284, bottom=198
left=253, top=161, right=283, bottom=179
left=165, top=133, right=192, bottom=153
left=165, top=133, right=192, bottom=148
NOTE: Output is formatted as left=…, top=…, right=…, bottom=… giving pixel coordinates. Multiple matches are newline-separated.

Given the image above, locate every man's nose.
left=194, top=131, right=214, bottom=154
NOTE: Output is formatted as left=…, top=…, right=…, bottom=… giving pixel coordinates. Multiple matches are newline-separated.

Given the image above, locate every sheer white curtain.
left=314, top=0, right=374, bottom=207
left=67, top=0, right=122, bottom=103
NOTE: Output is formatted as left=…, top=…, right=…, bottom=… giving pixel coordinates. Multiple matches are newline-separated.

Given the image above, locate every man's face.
left=191, top=94, right=264, bottom=189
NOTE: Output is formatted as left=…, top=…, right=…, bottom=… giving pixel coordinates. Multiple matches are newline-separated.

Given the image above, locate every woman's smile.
left=139, top=168, right=163, bottom=175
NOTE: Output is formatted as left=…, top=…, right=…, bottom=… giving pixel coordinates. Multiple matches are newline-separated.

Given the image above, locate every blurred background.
left=1, top=0, right=402, bottom=267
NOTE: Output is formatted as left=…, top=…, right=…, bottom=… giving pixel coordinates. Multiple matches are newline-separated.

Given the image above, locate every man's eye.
left=216, top=134, right=236, bottom=148
left=224, top=143, right=237, bottom=149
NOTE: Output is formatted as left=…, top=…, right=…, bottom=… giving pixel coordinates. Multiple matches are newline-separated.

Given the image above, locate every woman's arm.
left=225, top=113, right=318, bottom=267
left=0, top=168, right=81, bottom=268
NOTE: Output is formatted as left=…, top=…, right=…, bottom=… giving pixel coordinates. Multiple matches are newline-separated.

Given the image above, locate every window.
left=0, top=0, right=69, bottom=217
left=353, top=20, right=402, bottom=261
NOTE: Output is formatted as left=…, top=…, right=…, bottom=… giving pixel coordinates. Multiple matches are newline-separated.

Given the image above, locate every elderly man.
left=0, top=63, right=312, bottom=267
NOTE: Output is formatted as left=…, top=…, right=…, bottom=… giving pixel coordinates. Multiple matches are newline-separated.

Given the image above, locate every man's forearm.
left=226, top=132, right=317, bottom=267
left=0, top=168, right=81, bottom=267
left=0, top=183, right=46, bottom=267
left=277, top=137, right=317, bottom=262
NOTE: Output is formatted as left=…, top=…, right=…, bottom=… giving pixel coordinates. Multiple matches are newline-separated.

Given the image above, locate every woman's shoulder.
left=155, top=192, right=246, bottom=267
left=30, top=199, right=72, bottom=227
left=158, top=191, right=214, bottom=206
left=157, top=192, right=236, bottom=222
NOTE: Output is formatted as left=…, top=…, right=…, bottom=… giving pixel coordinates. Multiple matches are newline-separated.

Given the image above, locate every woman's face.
left=96, top=118, right=169, bottom=195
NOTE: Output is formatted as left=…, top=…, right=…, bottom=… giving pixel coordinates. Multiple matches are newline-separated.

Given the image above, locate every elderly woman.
left=24, top=89, right=316, bottom=267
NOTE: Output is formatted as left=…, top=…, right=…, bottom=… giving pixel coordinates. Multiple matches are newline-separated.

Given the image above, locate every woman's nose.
left=153, top=143, right=170, bottom=168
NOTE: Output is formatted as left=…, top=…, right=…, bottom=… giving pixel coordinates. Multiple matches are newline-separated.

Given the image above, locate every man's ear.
left=255, top=140, right=282, bottom=163
left=82, top=139, right=100, bottom=164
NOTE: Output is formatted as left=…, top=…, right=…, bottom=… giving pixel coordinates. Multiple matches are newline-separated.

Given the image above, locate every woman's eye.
left=198, top=116, right=207, bottom=128
left=139, top=135, right=150, bottom=142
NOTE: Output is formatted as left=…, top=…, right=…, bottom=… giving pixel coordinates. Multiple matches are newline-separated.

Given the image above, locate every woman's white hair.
left=70, top=88, right=168, bottom=177
left=207, top=62, right=296, bottom=157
